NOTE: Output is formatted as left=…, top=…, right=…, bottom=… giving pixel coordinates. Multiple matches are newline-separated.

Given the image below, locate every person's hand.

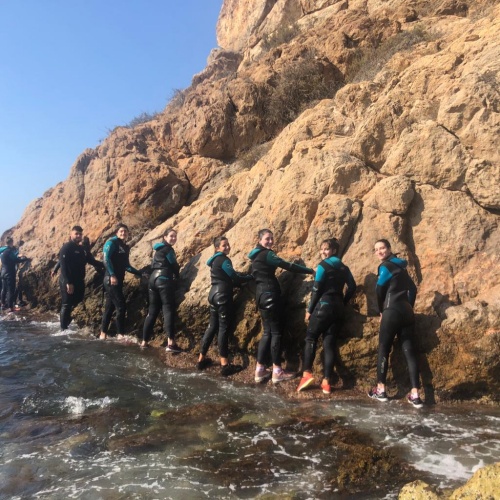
left=110, top=276, right=118, bottom=286
left=67, top=284, right=74, bottom=294
left=305, top=312, right=311, bottom=322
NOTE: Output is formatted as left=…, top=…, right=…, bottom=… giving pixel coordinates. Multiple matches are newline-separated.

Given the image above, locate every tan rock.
left=450, top=462, right=500, bottom=499
left=398, top=480, right=441, bottom=500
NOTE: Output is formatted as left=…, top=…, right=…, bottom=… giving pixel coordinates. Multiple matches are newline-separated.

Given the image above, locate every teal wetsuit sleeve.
left=266, top=251, right=314, bottom=274
left=222, top=259, right=253, bottom=285
left=103, top=239, right=116, bottom=276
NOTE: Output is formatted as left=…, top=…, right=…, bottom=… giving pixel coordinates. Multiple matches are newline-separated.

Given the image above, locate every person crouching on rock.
left=58, top=226, right=103, bottom=330
left=248, top=228, right=314, bottom=384
left=100, top=223, right=145, bottom=340
left=141, top=228, right=182, bottom=352
left=368, top=239, right=423, bottom=408
left=197, top=236, right=253, bottom=377
left=296, top=238, right=356, bottom=395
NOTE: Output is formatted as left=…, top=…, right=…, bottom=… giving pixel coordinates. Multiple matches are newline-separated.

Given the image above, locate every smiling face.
left=374, top=240, right=392, bottom=261
left=320, top=242, right=334, bottom=260
left=216, top=238, right=231, bottom=255
left=164, top=230, right=177, bottom=246
left=259, top=231, right=274, bottom=249
left=116, top=227, right=129, bottom=241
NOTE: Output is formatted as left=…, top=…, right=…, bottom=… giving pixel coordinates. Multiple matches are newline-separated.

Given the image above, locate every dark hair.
left=213, top=236, right=228, bottom=249
left=321, top=238, right=339, bottom=255
left=257, top=228, right=273, bottom=240
left=72, top=225, right=83, bottom=233
left=163, top=227, right=177, bottom=237
left=6, top=237, right=13, bottom=245
left=115, top=223, right=129, bottom=233
left=375, top=239, right=391, bottom=249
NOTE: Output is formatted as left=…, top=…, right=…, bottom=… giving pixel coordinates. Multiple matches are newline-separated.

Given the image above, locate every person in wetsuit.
left=58, top=226, right=104, bottom=330
left=141, top=228, right=182, bottom=352
left=0, top=243, right=8, bottom=307
left=100, top=223, right=144, bottom=339
left=197, top=236, right=253, bottom=376
left=368, top=239, right=423, bottom=408
left=1, top=238, right=30, bottom=312
left=248, top=228, right=314, bottom=384
left=296, top=238, right=356, bottom=394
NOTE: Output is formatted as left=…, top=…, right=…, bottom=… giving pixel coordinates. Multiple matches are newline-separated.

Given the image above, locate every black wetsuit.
left=101, top=236, right=141, bottom=335
left=142, top=242, right=179, bottom=343
left=248, top=245, right=313, bottom=365
left=376, top=255, right=420, bottom=388
left=200, top=252, right=253, bottom=358
left=302, top=256, right=356, bottom=381
left=58, top=239, right=103, bottom=330
left=1, top=247, right=28, bottom=310
left=0, top=246, right=7, bottom=306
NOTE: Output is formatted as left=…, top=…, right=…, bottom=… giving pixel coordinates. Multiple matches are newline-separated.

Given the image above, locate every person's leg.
left=112, top=284, right=127, bottom=336
left=200, top=305, right=219, bottom=358
left=217, top=302, right=234, bottom=366
left=100, top=280, right=115, bottom=339
left=400, top=323, right=420, bottom=393
left=142, top=288, right=161, bottom=346
left=59, top=281, right=72, bottom=330
left=159, top=285, right=177, bottom=347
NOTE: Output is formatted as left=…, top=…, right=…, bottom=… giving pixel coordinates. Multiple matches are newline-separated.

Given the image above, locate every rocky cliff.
left=5, top=0, right=500, bottom=402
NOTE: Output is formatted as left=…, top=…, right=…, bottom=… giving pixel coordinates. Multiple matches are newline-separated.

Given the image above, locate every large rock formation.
left=4, top=0, right=500, bottom=402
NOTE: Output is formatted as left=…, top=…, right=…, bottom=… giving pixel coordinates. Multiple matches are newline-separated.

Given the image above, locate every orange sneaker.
left=321, top=379, right=332, bottom=394
left=297, top=372, right=314, bottom=392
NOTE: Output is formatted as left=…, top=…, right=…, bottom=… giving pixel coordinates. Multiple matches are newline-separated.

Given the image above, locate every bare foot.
left=99, top=332, right=107, bottom=340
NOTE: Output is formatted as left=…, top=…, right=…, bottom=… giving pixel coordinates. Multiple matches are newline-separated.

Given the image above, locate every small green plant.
left=263, top=51, right=341, bottom=129
left=262, top=23, right=300, bottom=51
left=346, top=26, right=436, bottom=83
left=125, top=111, right=161, bottom=128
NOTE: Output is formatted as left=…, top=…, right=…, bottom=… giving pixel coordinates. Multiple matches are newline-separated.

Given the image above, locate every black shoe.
left=221, top=364, right=243, bottom=377
left=368, top=387, right=388, bottom=402
left=407, top=393, right=424, bottom=408
left=196, top=358, right=212, bottom=371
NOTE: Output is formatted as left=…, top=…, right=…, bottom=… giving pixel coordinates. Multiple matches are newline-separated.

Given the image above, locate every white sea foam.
left=63, top=395, right=117, bottom=415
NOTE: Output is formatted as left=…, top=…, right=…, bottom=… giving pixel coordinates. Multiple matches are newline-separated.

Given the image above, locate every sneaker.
left=221, top=364, right=243, bottom=377
left=196, top=358, right=212, bottom=371
left=321, top=379, right=332, bottom=395
left=407, top=393, right=424, bottom=408
left=272, top=368, right=295, bottom=384
left=165, top=343, right=182, bottom=353
left=297, top=373, right=314, bottom=392
left=368, top=386, right=388, bottom=402
left=255, top=366, right=272, bottom=383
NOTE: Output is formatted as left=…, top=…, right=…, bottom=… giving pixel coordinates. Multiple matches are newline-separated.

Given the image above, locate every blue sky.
left=0, top=0, right=222, bottom=235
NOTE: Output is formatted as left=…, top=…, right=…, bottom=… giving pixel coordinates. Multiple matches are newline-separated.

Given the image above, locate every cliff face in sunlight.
left=5, top=0, right=500, bottom=402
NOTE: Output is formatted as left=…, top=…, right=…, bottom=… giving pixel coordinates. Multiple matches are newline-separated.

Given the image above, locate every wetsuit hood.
left=153, top=242, right=168, bottom=251
left=248, top=245, right=266, bottom=260
left=207, top=252, right=224, bottom=266
left=387, top=255, right=408, bottom=269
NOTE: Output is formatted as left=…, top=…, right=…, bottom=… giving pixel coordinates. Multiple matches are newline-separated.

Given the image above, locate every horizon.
left=0, top=0, right=222, bottom=236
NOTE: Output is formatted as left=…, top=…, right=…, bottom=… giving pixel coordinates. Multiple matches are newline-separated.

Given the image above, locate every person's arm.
left=344, top=267, right=357, bottom=304
left=407, top=274, right=417, bottom=307
left=51, top=261, right=61, bottom=277
left=307, top=264, right=327, bottom=314
left=59, top=244, right=72, bottom=284
left=266, top=251, right=314, bottom=275
left=221, top=259, right=253, bottom=286
left=375, top=264, right=391, bottom=313
left=165, top=248, right=180, bottom=278
left=102, top=239, right=116, bottom=276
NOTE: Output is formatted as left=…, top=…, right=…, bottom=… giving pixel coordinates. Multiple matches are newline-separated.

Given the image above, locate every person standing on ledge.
left=58, top=226, right=103, bottom=330
left=248, top=228, right=314, bottom=384
left=100, top=223, right=145, bottom=340
left=296, top=238, right=356, bottom=395
left=368, top=239, right=423, bottom=408
left=197, top=236, right=253, bottom=376
left=141, top=228, right=182, bottom=352
left=1, top=237, right=30, bottom=313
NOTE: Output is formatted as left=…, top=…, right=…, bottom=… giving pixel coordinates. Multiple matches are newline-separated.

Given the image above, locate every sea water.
left=1, top=313, right=499, bottom=499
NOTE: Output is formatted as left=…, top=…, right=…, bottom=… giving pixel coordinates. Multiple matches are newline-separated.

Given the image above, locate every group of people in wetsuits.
left=0, top=237, right=30, bottom=313
left=53, top=223, right=423, bottom=408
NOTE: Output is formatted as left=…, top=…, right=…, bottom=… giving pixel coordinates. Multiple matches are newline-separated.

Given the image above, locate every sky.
left=0, top=0, right=223, bottom=235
